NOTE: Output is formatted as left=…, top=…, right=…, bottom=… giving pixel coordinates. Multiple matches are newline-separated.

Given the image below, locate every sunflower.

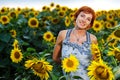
left=65, top=16, right=71, bottom=27
left=8, top=11, right=18, bottom=19
left=42, top=6, right=48, bottom=11
left=60, top=6, right=68, bottom=12
left=55, top=4, right=60, bottom=10
left=28, top=17, right=39, bottom=28
left=16, top=7, right=21, bottom=14
left=43, top=31, right=54, bottom=42
left=25, top=58, right=53, bottom=80
left=10, top=48, right=23, bottom=63
left=0, top=15, right=10, bottom=25
left=24, top=60, right=35, bottom=69
left=108, top=47, right=120, bottom=61
left=111, top=29, right=120, bottom=40
left=62, top=54, right=79, bottom=73
left=69, top=12, right=75, bottom=21
left=87, top=59, right=114, bottom=80
left=107, top=38, right=118, bottom=47
left=90, top=43, right=101, bottom=62
left=58, top=10, right=65, bottom=18
left=33, top=11, right=39, bottom=17
left=51, top=37, right=56, bottom=44
left=0, top=7, right=7, bottom=14
left=106, top=14, right=114, bottom=21
left=51, top=18, right=59, bottom=24
left=12, top=39, right=19, bottom=49
left=10, top=29, right=17, bottom=38
left=92, top=20, right=103, bottom=32
left=50, top=2, right=54, bottom=8
left=105, top=21, right=112, bottom=29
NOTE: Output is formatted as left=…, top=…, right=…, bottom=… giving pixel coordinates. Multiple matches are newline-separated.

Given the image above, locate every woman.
left=53, top=6, right=97, bottom=80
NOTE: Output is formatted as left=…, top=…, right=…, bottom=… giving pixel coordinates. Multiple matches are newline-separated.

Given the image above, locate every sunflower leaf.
left=72, top=76, right=83, bottom=79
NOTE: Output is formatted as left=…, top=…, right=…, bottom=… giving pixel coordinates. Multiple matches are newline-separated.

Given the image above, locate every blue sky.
left=0, top=0, right=120, bottom=11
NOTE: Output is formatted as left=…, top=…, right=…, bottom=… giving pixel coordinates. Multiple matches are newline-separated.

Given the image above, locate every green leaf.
left=26, top=47, right=36, bottom=52
left=58, top=76, right=66, bottom=80
left=0, top=42, right=6, bottom=52
left=72, top=76, right=83, bottom=79
left=0, top=33, right=11, bottom=43
left=113, top=66, right=120, bottom=79
left=49, top=72, right=58, bottom=80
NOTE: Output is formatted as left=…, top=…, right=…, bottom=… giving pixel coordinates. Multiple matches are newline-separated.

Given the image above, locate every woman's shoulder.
left=58, top=29, right=70, bottom=37
left=89, top=33, right=97, bottom=44
left=57, top=30, right=68, bottom=40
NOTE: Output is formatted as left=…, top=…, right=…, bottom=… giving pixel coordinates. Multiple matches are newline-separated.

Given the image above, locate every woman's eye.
left=81, top=14, right=85, bottom=17
left=87, top=18, right=91, bottom=21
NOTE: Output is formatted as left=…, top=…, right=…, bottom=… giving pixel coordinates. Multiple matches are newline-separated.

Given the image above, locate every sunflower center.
left=1, top=9, right=5, bottom=12
left=14, top=51, right=20, bottom=59
left=66, top=59, right=74, bottom=68
left=46, top=34, right=51, bottom=39
left=32, top=62, right=45, bottom=73
left=53, top=18, right=58, bottom=24
left=95, top=24, right=99, bottom=28
left=110, top=39, right=115, bottom=43
left=95, top=66, right=109, bottom=79
left=2, top=17, right=7, bottom=22
left=114, top=30, right=120, bottom=38
left=115, top=50, right=120, bottom=61
left=31, top=20, right=37, bottom=26
left=59, top=12, right=64, bottom=17
left=10, top=12, right=16, bottom=17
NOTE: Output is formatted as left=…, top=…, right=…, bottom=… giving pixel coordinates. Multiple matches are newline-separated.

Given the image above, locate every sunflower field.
left=0, top=2, right=120, bottom=80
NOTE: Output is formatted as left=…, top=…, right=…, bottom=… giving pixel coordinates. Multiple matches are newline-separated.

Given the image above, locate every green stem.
left=111, top=56, right=117, bottom=67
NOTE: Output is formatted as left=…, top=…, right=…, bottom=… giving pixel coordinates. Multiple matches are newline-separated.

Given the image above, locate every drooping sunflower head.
left=0, top=15, right=10, bottom=25
left=43, top=31, right=54, bottom=42
left=108, top=47, right=120, bottom=61
left=10, top=29, right=17, bottom=38
left=10, top=48, right=23, bottom=63
left=24, top=59, right=35, bottom=69
left=111, top=29, right=120, bottom=40
left=87, top=60, right=114, bottom=80
left=28, top=17, right=39, bottom=28
left=62, top=54, right=79, bottom=73
left=31, top=58, right=53, bottom=80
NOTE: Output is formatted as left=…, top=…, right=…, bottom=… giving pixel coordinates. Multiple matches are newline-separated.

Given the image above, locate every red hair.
left=74, top=6, right=96, bottom=28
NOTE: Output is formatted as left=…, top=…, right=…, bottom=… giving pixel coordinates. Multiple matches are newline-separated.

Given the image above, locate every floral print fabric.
left=61, top=29, right=92, bottom=80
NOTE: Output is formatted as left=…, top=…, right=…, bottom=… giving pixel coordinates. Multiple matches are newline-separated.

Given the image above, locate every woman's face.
left=76, top=11, right=92, bottom=30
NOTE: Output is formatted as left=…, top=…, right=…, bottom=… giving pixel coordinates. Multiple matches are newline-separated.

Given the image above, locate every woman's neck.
left=73, top=27, right=86, bottom=35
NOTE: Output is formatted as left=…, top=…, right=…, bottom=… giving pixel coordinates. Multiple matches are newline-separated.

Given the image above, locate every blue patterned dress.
left=61, top=29, right=92, bottom=80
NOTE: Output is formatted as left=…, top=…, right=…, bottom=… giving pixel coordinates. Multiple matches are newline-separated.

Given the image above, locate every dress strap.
left=65, top=29, right=72, bottom=41
left=86, top=32, right=91, bottom=43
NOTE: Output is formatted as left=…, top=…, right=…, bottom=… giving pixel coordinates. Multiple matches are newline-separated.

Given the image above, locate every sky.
left=0, top=0, right=120, bottom=11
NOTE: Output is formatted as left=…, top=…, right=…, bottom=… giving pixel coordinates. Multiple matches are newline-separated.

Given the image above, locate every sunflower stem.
left=111, top=56, right=117, bottom=67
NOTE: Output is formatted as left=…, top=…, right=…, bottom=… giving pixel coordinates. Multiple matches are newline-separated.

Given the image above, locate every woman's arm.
left=52, top=30, right=65, bottom=63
